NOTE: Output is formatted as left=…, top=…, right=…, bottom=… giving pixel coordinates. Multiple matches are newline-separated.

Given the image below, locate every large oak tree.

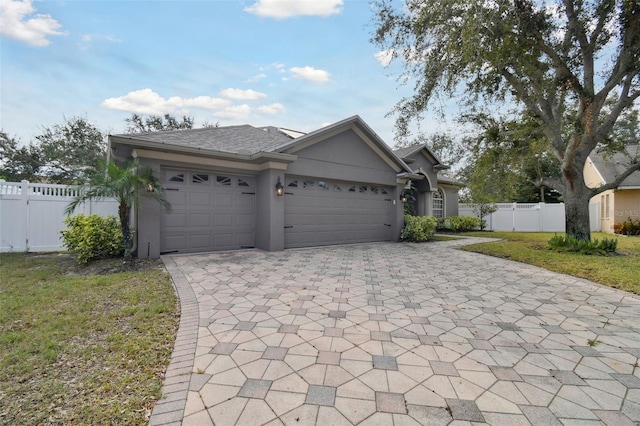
left=373, top=0, right=640, bottom=240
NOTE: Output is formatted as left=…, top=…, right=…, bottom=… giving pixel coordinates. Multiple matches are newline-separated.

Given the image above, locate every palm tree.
left=65, top=160, right=170, bottom=255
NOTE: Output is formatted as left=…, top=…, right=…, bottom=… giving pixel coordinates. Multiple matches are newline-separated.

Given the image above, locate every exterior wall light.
left=400, top=192, right=408, bottom=203
left=146, top=183, right=155, bottom=193
left=275, top=176, right=284, bottom=196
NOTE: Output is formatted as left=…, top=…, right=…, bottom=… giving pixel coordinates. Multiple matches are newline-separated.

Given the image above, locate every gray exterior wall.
left=403, top=152, right=438, bottom=192
left=284, top=129, right=399, bottom=185
left=255, top=169, right=285, bottom=252
left=441, top=184, right=459, bottom=217
left=136, top=157, right=163, bottom=258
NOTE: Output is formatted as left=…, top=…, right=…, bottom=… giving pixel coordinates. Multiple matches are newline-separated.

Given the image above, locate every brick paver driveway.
left=150, top=238, right=640, bottom=425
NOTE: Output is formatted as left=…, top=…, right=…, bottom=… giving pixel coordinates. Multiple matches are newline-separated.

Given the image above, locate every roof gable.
left=272, top=115, right=413, bottom=174
left=393, top=143, right=448, bottom=169
left=588, top=145, right=640, bottom=187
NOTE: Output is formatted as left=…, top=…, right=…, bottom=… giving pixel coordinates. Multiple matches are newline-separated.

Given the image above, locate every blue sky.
left=0, top=0, right=452, bottom=147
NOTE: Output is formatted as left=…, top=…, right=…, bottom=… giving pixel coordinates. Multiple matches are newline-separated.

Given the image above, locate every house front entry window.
left=433, top=189, right=444, bottom=218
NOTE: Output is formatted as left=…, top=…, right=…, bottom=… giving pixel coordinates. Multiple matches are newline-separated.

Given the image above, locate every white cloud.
left=244, top=0, right=343, bottom=19
left=289, top=66, right=330, bottom=83
left=257, top=103, right=285, bottom=115
left=0, top=0, right=65, bottom=46
left=213, top=105, right=252, bottom=120
left=260, top=62, right=286, bottom=72
left=246, top=73, right=267, bottom=83
left=183, top=96, right=232, bottom=109
left=220, top=88, right=267, bottom=100
left=78, top=33, right=122, bottom=50
left=374, top=49, right=394, bottom=67
left=101, top=89, right=230, bottom=115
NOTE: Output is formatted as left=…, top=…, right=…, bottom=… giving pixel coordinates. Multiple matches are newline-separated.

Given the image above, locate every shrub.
left=436, top=216, right=481, bottom=232
left=548, top=234, right=618, bottom=255
left=614, top=217, right=640, bottom=236
left=449, top=216, right=481, bottom=232
left=61, top=214, right=125, bottom=264
left=401, top=215, right=437, bottom=242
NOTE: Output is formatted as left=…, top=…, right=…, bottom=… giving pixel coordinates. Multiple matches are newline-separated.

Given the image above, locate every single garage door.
left=284, top=176, right=394, bottom=248
left=161, top=169, right=256, bottom=254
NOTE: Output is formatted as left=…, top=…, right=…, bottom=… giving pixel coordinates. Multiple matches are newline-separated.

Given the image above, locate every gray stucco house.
left=108, top=115, right=460, bottom=257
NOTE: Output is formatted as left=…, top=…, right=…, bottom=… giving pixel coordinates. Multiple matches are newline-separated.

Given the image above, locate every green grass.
left=432, top=235, right=462, bottom=241
left=460, top=232, right=640, bottom=294
left=0, top=253, right=179, bottom=424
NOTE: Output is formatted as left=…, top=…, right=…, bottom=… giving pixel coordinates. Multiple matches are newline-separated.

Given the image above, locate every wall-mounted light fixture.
left=146, top=183, right=155, bottom=193
left=275, top=176, right=284, bottom=196
left=400, top=192, right=408, bottom=203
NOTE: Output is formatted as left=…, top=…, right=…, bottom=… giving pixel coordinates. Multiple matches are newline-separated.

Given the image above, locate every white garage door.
left=161, top=169, right=256, bottom=254
left=284, top=176, right=394, bottom=248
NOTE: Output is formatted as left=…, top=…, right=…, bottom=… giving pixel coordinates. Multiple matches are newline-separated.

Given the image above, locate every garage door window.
left=192, top=174, right=209, bottom=184
left=168, top=173, right=185, bottom=183
left=284, top=178, right=390, bottom=198
left=238, top=179, right=250, bottom=187
left=217, top=176, right=231, bottom=186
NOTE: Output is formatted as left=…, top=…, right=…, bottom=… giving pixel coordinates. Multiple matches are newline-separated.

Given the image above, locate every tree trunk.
left=563, top=186, right=592, bottom=241
left=118, top=202, right=132, bottom=253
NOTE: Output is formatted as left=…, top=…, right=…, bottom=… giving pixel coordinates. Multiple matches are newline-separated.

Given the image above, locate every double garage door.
left=160, top=169, right=394, bottom=253
left=284, top=176, right=394, bottom=248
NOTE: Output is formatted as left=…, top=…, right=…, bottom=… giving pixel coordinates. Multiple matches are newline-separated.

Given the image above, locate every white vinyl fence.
left=459, top=202, right=601, bottom=233
left=0, top=180, right=118, bottom=253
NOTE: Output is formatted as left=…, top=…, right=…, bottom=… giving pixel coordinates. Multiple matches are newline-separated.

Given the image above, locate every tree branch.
left=540, top=176, right=566, bottom=194
left=596, top=78, right=640, bottom=141
left=500, top=68, right=546, bottom=120
left=563, top=0, right=591, bottom=67
left=589, top=160, right=640, bottom=197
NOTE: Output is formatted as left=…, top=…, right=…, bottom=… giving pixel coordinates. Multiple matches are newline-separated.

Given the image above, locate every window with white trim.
left=432, top=189, right=444, bottom=218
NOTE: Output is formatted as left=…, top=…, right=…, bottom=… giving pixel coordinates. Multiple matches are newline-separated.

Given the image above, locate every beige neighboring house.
left=584, top=144, right=640, bottom=233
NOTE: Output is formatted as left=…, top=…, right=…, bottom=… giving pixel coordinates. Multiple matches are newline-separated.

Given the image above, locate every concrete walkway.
left=150, top=238, right=640, bottom=425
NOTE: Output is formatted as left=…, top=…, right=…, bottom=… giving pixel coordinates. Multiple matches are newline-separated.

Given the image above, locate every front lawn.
left=461, top=232, right=640, bottom=294
left=0, top=253, right=179, bottom=424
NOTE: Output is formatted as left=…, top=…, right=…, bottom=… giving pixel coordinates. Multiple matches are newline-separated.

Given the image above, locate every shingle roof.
left=393, top=145, right=422, bottom=159
left=112, top=116, right=415, bottom=175
left=589, top=145, right=640, bottom=187
left=393, top=144, right=447, bottom=167
left=113, top=125, right=292, bottom=155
